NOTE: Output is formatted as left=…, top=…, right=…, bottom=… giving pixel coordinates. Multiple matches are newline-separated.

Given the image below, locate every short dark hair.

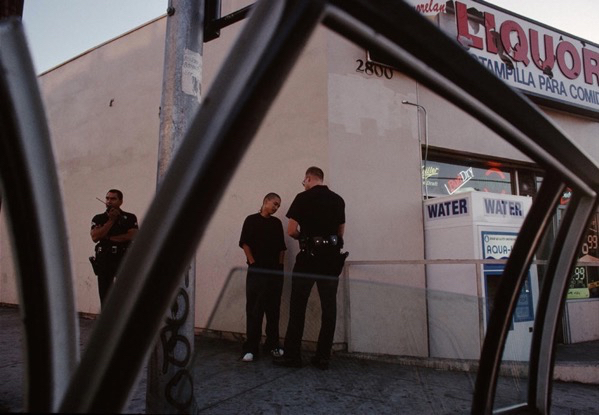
left=263, top=192, right=281, bottom=203
left=305, top=166, right=324, bottom=181
left=108, top=189, right=123, bottom=200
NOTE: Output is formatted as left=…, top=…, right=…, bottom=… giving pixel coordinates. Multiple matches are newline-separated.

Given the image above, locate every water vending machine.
left=423, top=191, right=537, bottom=361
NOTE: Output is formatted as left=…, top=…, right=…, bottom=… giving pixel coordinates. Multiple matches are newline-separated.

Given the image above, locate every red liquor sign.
left=404, top=0, right=599, bottom=117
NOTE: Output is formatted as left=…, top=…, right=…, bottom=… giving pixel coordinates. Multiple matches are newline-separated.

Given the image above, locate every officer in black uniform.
left=90, top=189, right=138, bottom=308
left=274, top=167, right=346, bottom=370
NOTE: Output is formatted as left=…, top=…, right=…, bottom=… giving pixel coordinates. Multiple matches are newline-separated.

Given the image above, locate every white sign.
left=405, top=0, right=599, bottom=116
left=425, top=197, right=469, bottom=220
left=182, top=48, right=202, bottom=104
left=411, top=0, right=447, bottom=16
left=482, top=231, right=516, bottom=259
left=483, top=198, right=524, bottom=217
left=444, top=167, right=474, bottom=195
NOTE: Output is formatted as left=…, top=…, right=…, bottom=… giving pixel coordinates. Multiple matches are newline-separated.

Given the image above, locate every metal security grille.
left=1, top=1, right=597, bottom=413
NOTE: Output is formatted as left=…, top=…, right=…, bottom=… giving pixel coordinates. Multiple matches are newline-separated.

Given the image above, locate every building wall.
left=34, top=18, right=165, bottom=312
left=195, top=18, right=333, bottom=339
left=565, top=299, right=599, bottom=343
left=325, top=32, right=429, bottom=355
left=0, top=18, right=166, bottom=308
left=0, top=216, right=17, bottom=305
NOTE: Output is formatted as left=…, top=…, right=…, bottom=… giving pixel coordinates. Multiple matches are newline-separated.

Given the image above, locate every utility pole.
left=1, top=0, right=23, bottom=216
left=0, top=0, right=23, bottom=19
left=147, top=0, right=204, bottom=413
left=0, top=0, right=23, bottom=217
left=0, top=0, right=24, bottom=221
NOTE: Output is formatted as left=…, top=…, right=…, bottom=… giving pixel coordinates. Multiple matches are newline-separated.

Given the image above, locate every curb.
left=335, top=351, right=599, bottom=385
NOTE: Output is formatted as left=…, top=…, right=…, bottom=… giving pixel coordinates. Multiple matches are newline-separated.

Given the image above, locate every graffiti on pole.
left=159, top=277, right=195, bottom=412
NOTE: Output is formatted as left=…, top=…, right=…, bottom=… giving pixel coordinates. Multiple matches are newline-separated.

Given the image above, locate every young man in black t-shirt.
left=239, top=192, right=287, bottom=362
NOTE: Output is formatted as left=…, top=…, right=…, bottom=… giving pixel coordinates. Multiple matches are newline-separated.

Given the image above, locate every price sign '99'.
left=568, top=215, right=599, bottom=299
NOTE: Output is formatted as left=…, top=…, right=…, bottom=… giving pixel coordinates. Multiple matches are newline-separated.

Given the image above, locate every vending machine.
left=423, top=190, right=537, bottom=361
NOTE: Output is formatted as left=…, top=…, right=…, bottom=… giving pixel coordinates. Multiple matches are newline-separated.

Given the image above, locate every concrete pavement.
left=0, top=306, right=597, bottom=413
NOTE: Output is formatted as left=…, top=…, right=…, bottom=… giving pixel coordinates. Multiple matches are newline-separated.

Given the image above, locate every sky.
left=22, top=0, right=167, bottom=74
left=485, top=0, right=598, bottom=43
left=20, top=0, right=599, bottom=75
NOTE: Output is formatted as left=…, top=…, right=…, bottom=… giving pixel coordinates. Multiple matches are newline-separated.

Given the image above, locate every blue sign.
left=481, top=231, right=535, bottom=326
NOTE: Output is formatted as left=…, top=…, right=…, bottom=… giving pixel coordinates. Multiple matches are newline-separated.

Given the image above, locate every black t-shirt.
left=286, top=185, right=345, bottom=238
left=239, top=213, right=286, bottom=266
left=91, top=209, right=138, bottom=246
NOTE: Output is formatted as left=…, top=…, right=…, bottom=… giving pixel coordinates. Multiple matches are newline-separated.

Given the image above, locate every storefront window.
left=423, top=152, right=599, bottom=299
left=568, top=212, right=599, bottom=299
left=423, top=158, right=512, bottom=197
left=544, top=196, right=599, bottom=300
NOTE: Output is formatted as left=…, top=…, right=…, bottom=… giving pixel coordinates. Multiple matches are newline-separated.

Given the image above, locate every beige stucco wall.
left=325, top=31, right=429, bottom=355
left=0, top=217, right=17, bottom=305
left=565, top=299, right=599, bottom=343
left=196, top=16, right=332, bottom=339
left=2, top=1, right=599, bottom=355
left=0, top=18, right=166, bottom=308
left=34, top=18, right=165, bottom=312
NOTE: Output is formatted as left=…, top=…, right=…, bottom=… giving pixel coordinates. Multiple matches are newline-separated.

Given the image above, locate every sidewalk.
left=0, top=306, right=597, bottom=414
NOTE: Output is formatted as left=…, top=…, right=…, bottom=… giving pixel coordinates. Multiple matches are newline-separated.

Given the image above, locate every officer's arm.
left=278, top=251, right=285, bottom=265
left=90, top=218, right=116, bottom=242
left=338, top=223, right=345, bottom=238
left=288, top=218, right=301, bottom=239
left=109, top=228, right=138, bottom=243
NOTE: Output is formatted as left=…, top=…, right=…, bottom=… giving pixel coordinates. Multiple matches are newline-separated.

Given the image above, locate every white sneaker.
left=242, top=352, right=254, bottom=362
left=270, top=348, right=284, bottom=358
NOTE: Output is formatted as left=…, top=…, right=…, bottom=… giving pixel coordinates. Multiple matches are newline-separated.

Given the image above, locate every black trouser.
left=94, top=246, right=125, bottom=308
left=97, top=271, right=116, bottom=307
left=243, top=264, right=284, bottom=355
left=283, top=250, right=340, bottom=360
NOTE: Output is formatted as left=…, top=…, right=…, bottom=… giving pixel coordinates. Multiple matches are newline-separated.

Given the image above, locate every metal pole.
left=0, top=0, right=23, bottom=19
left=0, top=0, right=21, bottom=215
left=0, top=1, right=23, bottom=215
left=147, top=0, right=204, bottom=412
left=402, top=100, right=428, bottom=199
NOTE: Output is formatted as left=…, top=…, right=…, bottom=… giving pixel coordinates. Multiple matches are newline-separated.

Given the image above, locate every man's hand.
left=91, top=208, right=120, bottom=243
left=107, top=207, right=121, bottom=220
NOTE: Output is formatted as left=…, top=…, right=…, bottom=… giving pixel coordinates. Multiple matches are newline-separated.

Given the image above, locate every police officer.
left=90, top=189, right=138, bottom=308
left=274, top=167, right=346, bottom=370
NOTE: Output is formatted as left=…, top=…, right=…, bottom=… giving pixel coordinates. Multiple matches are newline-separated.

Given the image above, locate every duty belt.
left=310, top=235, right=339, bottom=247
left=96, top=243, right=128, bottom=254
left=301, top=235, right=339, bottom=250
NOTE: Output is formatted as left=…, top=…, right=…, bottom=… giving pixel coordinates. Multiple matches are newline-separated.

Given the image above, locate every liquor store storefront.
left=403, top=0, right=599, bottom=346
left=422, top=149, right=599, bottom=344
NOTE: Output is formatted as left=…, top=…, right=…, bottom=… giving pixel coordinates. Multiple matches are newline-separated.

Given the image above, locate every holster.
left=91, top=242, right=126, bottom=276
left=89, top=256, right=101, bottom=276
left=333, top=251, right=350, bottom=276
